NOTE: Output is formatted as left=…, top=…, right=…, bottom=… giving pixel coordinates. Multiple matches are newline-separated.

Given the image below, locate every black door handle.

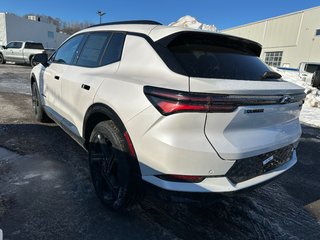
left=54, top=75, right=60, bottom=80
left=81, top=84, right=90, bottom=91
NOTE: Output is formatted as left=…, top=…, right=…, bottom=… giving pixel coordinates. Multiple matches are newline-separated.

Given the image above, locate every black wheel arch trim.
left=83, top=103, right=128, bottom=149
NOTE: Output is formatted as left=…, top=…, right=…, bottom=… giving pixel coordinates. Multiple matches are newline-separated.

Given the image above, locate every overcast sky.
left=1, top=0, right=319, bottom=29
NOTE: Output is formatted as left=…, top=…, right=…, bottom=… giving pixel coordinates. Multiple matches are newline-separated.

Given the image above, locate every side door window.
left=76, top=32, right=112, bottom=67
left=13, top=42, right=22, bottom=49
left=53, top=34, right=85, bottom=65
left=6, top=42, right=15, bottom=49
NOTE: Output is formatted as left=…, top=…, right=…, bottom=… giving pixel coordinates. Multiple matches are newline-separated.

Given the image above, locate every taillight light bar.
left=144, top=86, right=305, bottom=116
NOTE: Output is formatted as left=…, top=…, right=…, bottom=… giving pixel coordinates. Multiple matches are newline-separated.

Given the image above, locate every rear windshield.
left=164, top=32, right=272, bottom=81
left=305, top=64, right=320, bottom=73
left=25, top=42, right=44, bottom=49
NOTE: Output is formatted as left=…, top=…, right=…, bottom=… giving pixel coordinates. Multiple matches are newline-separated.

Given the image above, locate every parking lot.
left=0, top=64, right=319, bottom=240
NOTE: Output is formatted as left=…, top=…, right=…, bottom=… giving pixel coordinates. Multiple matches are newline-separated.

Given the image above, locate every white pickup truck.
left=299, top=62, right=320, bottom=87
left=0, top=41, right=46, bottom=67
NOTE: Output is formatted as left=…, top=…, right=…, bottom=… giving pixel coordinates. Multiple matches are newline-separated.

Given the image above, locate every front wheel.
left=89, top=121, right=140, bottom=210
left=0, top=54, right=6, bottom=64
left=31, top=82, right=49, bottom=122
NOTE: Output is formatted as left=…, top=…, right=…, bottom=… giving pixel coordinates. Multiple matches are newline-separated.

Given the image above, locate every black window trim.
left=55, top=30, right=127, bottom=68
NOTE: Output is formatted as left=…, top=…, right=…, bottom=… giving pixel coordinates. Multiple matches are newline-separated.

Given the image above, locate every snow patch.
left=23, top=173, right=41, bottom=180
left=12, top=181, right=29, bottom=186
left=170, top=15, right=217, bottom=32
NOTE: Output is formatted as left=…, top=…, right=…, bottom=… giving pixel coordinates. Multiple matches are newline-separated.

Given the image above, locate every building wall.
left=56, top=32, right=69, bottom=48
left=0, top=13, right=7, bottom=46
left=0, top=13, right=69, bottom=49
left=222, top=7, right=320, bottom=68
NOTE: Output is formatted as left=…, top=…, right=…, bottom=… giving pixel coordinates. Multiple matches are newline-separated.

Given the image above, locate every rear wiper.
left=261, top=71, right=282, bottom=80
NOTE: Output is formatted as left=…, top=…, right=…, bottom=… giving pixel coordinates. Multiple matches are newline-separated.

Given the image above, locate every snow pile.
left=169, top=16, right=217, bottom=32
left=273, top=68, right=320, bottom=108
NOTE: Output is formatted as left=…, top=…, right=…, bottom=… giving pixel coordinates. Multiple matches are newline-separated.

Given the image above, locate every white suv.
left=31, top=21, right=305, bottom=209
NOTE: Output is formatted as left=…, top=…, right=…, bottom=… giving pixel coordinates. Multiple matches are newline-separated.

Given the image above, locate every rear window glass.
left=165, top=33, right=272, bottom=81
left=25, top=42, right=44, bottom=49
left=304, top=64, right=320, bottom=73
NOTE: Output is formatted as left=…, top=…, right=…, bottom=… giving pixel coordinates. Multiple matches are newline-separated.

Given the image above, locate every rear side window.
left=164, top=32, right=272, bottom=81
left=77, top=32, right=112, bottom=67
left=304, top=64, right=320, bottom=73
left=25, top=42, right=44, bottom=49
left=101, top=33, right=125, bottom=66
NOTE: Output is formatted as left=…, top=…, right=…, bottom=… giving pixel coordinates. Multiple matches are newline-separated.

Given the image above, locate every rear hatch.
left=158, top=31, right=305, bottom=160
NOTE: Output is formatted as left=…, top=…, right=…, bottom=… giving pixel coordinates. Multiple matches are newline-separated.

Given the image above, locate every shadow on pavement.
left=0, top=123, right=319, bottom=240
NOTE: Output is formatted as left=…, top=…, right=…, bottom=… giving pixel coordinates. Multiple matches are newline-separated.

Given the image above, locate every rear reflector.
left=157, top=174, right=205, bottom=183
left=144, top=86, right=306, bottom=116
left=124, top=131, right=136, bottom=158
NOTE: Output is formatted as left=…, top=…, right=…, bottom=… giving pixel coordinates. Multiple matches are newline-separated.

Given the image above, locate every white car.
left=31, top=20, right=305, bottom=209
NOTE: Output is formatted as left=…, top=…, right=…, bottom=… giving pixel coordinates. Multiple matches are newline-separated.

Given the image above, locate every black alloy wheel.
left=0, top=54, right=5, bottom=64
left=89, top=121, right=139, bottom=210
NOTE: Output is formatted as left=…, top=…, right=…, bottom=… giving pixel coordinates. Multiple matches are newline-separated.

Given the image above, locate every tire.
left=30, top=55, right=37, bottom=67
left=0, top=53, right=6, bottom=64
left=31, top=82, right=49, bottom=122
left=89, top=120, right=140, bottom=210
left=311, top=70, right=320, bottom=88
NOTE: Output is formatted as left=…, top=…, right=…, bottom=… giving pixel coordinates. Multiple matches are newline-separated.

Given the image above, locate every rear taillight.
left=144, top=86, right=306, bottom=116
left=144, top=86, right=237, bottom=115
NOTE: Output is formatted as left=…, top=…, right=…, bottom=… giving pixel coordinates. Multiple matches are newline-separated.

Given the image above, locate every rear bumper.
left=142, top=150, right=297, bottom=193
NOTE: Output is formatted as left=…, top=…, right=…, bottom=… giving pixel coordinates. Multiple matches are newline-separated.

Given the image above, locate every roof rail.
left=88, top=20, right=162, bottom=28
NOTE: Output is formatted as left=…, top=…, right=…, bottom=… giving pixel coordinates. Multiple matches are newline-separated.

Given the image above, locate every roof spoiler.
left=88, top=20, right=162, bottom=29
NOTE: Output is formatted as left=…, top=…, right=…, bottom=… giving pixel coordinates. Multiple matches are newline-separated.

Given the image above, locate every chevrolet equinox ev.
left=30, top=20, right=306, bottom=209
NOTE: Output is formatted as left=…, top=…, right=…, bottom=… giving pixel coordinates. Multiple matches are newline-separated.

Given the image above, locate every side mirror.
left=1, top=45, right=6, bottom=49
left=33, top=53, right=48, bottom=67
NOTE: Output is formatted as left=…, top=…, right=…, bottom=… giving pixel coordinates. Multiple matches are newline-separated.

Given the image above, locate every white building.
left=0, top=13, right=69, bottom=49
left=222, top=6, right=320, bottom=69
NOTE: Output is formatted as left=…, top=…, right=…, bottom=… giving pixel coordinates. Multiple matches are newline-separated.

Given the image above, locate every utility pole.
left=97, top=10, right=106, bottom=24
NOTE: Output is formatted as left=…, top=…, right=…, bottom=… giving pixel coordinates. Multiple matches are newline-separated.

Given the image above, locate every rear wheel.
left=311, top=70, right=320, bottom=88
left=0, top=54, right=5, bottom=64
left=89, top=121, right=140, bottom=210
left=31, top=82, right=49, bottom=122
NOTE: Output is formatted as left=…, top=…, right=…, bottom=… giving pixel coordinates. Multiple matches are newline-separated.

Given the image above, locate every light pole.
left=97, top=11, right=106, bottom=24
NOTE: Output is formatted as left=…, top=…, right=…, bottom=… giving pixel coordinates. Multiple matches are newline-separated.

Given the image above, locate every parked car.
left=0, top=41, right=45, bottom=67
left=299, top=62, right=320, bottom=87
left=31, top=20, right=306, bottom=210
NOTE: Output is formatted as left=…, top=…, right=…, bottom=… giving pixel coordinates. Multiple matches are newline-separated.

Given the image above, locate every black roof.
left=88, top=20, right=162, bottom=28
